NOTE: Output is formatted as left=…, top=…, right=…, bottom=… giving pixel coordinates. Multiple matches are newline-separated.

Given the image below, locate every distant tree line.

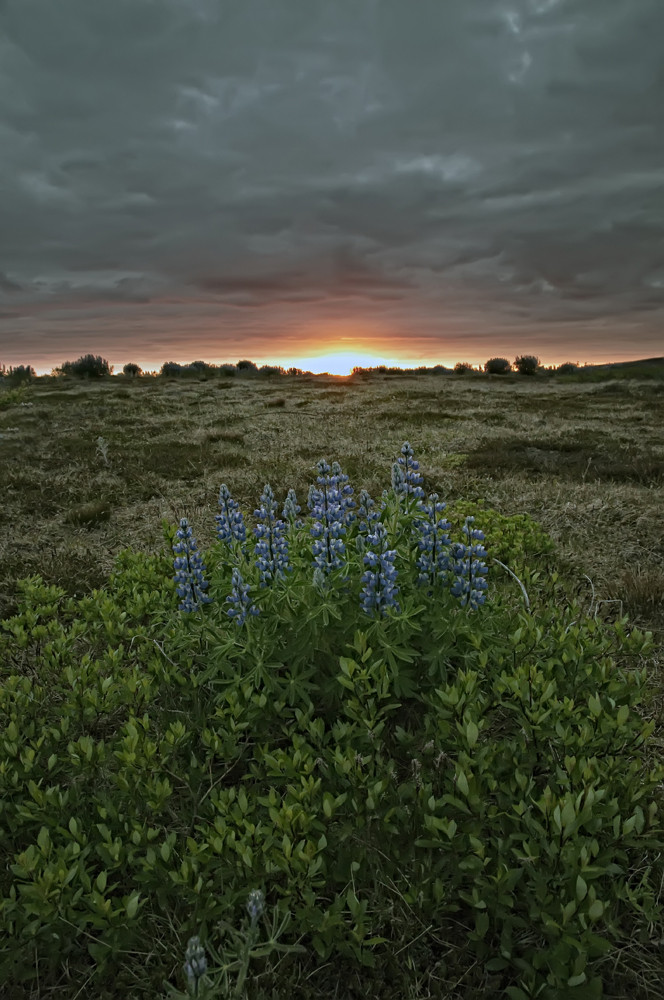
left=1, top=355, right=591, bottom=384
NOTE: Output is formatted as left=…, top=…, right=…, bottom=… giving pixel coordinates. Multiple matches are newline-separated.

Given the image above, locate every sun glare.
left=290, top=351, right=406, bottom=377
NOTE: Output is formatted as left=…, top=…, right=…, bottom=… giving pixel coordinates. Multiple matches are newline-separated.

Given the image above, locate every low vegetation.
left=1, top=369, right=663, bottom=998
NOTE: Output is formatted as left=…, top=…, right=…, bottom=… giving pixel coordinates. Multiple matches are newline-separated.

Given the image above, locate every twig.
left=584, top=573, right=596, bottom=616
left=492, top=559, right=530, bottom=612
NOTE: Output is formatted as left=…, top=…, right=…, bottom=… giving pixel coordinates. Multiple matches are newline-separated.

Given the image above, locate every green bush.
left=484, top=358, right=512, bottom=375
left=59, top=355, right=112, bottom=378
left=514, top=355, right=541, bottom=376
left=1, top=453, right=662, bottom=999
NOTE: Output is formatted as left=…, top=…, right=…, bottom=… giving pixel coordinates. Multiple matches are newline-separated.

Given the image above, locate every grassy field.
left=2, top=370, right=664, bottom=999
left=2, top=371, right=663, bottom=630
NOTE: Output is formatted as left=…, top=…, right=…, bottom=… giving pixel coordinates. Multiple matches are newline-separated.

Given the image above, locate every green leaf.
left=588, top=899, right=604, bottom=921
left=568, top=972, right=587, bottom=987
left=456, top=769, right=469, bottom=798
left=616, top=704, right=629, bottom=727
left=37, top=827, right=50, bottom=854
left=466, top=721, right=479, bottom=748
left=125, top=893, right=140, bottom=919
left=576, top=875, right=587, bottom=902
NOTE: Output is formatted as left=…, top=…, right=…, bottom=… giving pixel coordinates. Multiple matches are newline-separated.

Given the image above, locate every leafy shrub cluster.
left=58, top=354, right=113, bottom=378
left=0, top=364, right=35, bottom=385
left=1, top=446, right=662, bottom=999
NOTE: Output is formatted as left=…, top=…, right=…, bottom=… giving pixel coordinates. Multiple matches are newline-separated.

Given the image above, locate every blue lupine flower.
left=394, top=442, right=425, bottom=502
left=331, top=461, right=356, bottom=525
left=391, top=461, right=406, bottom=493
left=183, top=935, right=207, bottom=992
left=216, top=483, right=247, bottom=546
left=173, top=518, right=212, bottom=613
left=246, top=888, right=265, bottom=925
left=282, top=487, right=302, bottom=527
left=254, top=483, right=291, bottom=586
left=309, top=460, right=349, bottom=574
left=450, top=516, right=489, bottom=610
left=416, top=493, right=452, bottom=589
left=226, top=567, right=259, bottom=625
left=357, top=489, right=380, bottom=534
left=360, top=522, right=400, bottom=617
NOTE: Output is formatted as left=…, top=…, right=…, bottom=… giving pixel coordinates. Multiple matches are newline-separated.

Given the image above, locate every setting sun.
left=288, top=350, right=410, bottom=376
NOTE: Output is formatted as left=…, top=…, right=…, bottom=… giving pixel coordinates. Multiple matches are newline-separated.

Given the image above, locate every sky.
left=1, top=0, right=663, bottom=375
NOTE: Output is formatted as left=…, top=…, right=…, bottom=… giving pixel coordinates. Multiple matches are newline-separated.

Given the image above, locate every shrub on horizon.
left=3, top=364, right=35, bottom=385
left=237, top=359, right=258, bottom=374
left=454, top=361, right=475, bottom=375
left=556, top=361, right=579, bottom=375
left=514, top=354, right=541, bottom=376
left=122, top=362, right=142, bottom=377
left=160, top=361, right=183, bottom=377
left=59, top=354, right=112, bottom=378
left=484, top=357, right=512, bottom=375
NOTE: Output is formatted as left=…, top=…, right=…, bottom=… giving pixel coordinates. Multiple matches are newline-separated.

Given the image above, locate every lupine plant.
left=216, top=483, right=247, bottom=549
left=415, top=492, right=452, bottom=591
left=172, top=518, right=212, bottom=612
left=360, top=522, right=400, bottom=617
left=175, top=446, right=488, bottom=620
left=253, top=484, right=291, bottom=586
left=309, top=459, right=352, bottom=576
left=450, top=515, right=489, bottom=610
left=225, top=567, right=258, bottom=625
left=167, top=890, right=304, bottom=999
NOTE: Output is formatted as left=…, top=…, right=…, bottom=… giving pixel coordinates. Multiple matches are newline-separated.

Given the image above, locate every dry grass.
left=1, top=374, right=663, bottom=639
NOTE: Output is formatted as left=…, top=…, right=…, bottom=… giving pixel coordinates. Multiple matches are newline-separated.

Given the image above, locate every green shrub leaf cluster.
left=1, top=457, right=662, bottom=999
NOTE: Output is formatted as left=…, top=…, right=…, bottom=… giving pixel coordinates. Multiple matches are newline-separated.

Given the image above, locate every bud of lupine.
left=391, top=461, right=406, bottom=493
left=183, top=935, right=207, bottom=992
left=173, top=518, right=213, bottom=613
left=395, top=441, right=425, bottom=501
left=254, top=483, right=291, bottom=586
left=309, top=459, right=348, bottom=574
left=226, top=567, right=259, bottom=625
left=360, top=522, right=400, bottom=616
left=246, top=888, right=265, bottom=925
left=450, top=516, right=489, bottom=610
left=416, top=493, right=452, bottom=590
left=216, top=483, right=247, bottom=545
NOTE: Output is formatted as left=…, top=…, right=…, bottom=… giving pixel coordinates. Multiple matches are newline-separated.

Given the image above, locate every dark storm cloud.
left=0, top=0, right=663, bottom=367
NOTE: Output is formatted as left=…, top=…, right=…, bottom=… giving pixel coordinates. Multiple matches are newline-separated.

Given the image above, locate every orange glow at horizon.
left=285, top=350, right=418, bottom=376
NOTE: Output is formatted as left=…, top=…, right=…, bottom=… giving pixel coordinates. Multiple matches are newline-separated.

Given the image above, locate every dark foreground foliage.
left=1, top=452, right=663, bottom=1000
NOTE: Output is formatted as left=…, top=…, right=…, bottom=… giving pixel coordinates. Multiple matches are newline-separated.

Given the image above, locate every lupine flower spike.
left=183, top=935, right=207, bottom=996
left=254, top=484, right=291, bottom=586
left=395, top=442, right=425, bottom=503
left=310, top=460, right=350, bottom=575
left=216, top=483, right=247, bottom=546
left=226, top=567, right=259, bottom=625
left=360, top=522, right=400, bottom=617
left=173, top=519, right=212, bottom=613
left=451, top=515, right=489, bottom=610
left=416, top=493, right=452, bottom=590
left=246, top=888, right=265, bottom=926
left=282, top=487, right=302, bottom=527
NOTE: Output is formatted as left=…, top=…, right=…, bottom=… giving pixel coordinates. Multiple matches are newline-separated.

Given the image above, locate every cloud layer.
left=1, top=0, right=663, bottom=368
